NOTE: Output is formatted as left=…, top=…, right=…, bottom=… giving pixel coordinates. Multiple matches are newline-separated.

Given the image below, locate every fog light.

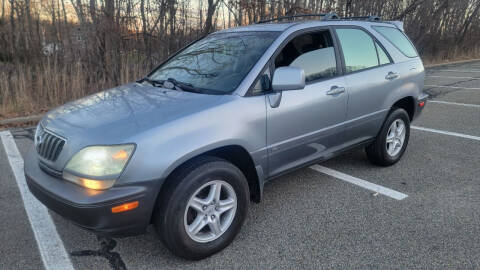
left=111, top=201, right=139, bottom=213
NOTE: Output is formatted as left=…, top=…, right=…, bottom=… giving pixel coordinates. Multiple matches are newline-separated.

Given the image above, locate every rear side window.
left=275, top=30, right=337, bottom=82
left=335, top=28, right=378, bottom=73
left=373, top=26, right=418, bottom=58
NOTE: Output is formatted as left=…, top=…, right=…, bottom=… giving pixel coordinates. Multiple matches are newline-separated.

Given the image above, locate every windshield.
left=148, top=31, right=279, bottom=93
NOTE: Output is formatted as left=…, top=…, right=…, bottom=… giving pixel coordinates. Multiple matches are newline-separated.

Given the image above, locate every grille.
left=35, top=125, right=65, bottom=161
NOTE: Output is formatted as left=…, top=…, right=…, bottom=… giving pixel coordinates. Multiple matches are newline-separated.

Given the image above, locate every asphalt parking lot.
left=1, top=61, right=480, bottom=270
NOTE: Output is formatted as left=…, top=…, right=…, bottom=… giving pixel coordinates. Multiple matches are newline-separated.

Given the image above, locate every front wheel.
left=154, top=156, right=249, bottom=260
left=366, top=108, right=410, bottom=166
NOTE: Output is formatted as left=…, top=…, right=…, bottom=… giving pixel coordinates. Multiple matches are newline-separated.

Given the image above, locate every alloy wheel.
left=385, top=119, right=406, bottom=157
left=184, top=180, right=237, bottom=243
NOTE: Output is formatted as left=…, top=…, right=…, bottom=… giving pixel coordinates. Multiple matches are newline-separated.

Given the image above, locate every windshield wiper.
left=165, top=78, right=203, bottom=93
left=139, top=77, right=225, bottom=95
left=138, top=77, right=164, bottom=87
left=138, top=77, right=200, bottom=93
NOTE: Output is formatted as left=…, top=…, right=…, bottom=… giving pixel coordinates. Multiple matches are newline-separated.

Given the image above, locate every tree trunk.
left=204, top=0, right=219, bottom=34
left=104, top=0, right=117, bottom=83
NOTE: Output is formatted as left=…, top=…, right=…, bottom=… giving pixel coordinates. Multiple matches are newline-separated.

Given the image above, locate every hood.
left=42, top=83, right=228, bottom=143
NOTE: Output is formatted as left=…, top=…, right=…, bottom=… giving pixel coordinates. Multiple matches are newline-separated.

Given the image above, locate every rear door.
left=333, top=26, right=401, bottom=146
left=266, top=28, right=348, bottom=177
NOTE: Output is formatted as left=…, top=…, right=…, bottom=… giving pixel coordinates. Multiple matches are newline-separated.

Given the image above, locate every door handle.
left=326, top=86, right=345, bottom=96
left=385, top=72, right=399, bottom=80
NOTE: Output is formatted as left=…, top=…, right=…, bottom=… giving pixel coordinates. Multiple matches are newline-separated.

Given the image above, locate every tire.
left=366, top=107, right=410, bottom=166
left=154, top=156, right=249, bottom=260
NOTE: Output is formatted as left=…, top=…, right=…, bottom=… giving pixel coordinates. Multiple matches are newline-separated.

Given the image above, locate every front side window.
left=336, top=28, right=379, bottom=73
left=149, top=31, right=279, bottom=93
left=275, top=30, right=337, bottom=82
left=373, top=26, right=418, bottom=58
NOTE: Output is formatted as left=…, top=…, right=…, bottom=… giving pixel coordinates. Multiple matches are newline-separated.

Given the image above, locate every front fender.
left=117, top=95, right=267, bottom=185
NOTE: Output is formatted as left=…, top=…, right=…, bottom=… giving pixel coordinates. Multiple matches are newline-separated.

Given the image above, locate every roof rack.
left=341, top=15, right=381, bottom=21
left=255, top=13, right=340, bottom=24
left=255, top=14, right=382, bottom=24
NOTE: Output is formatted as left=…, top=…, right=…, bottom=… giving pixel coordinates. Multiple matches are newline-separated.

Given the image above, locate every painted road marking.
left=427, top=75, right=479, bottom=79
left=424, top=85, right=480, bottom=90
left=411, top=126, right=480, bottom=141
left=310, top=165, right=408, bottom=200
left=0, top=131, right=74, bottom=270
left=429, top=100, right=480, bottom=108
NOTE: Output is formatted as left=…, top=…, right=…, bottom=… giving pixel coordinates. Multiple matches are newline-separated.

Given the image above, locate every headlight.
left=34, top=124, right=42, bottom=146
left=63, top=144, right=135, bottom=190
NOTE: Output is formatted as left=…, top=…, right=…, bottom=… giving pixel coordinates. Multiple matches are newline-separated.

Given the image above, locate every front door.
left=266, top=28, right=348, bottom=177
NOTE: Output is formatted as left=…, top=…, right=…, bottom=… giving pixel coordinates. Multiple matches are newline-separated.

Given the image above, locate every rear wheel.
left=366, top=108, right=410, bottom=166
left=154, top=156, right=249, bottom=260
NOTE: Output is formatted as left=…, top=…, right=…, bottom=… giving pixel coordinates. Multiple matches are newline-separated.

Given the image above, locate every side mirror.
left=271, top=67, right=305, bottom=91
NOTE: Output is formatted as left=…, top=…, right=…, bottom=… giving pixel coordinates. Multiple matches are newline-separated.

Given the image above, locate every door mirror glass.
left=271, top=67, right=305, bottom=91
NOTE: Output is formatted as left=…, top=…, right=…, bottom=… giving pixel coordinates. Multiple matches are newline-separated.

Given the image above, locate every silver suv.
left=25, top=14, right=427, bottom=260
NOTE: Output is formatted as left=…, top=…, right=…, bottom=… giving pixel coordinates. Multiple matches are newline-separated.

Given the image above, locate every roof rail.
left=340, top=15, right=381, bottom=21
left=255, top=13, right=340, bottom=24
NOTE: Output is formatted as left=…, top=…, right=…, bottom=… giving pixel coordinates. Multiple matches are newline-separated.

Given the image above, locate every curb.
left=425, top=58, right=480, bottom=68
left=0, top=114, right=44, bottom=126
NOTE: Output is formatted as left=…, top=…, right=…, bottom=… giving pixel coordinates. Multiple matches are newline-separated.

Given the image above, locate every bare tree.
left=1, top=0, right=480, bottom=118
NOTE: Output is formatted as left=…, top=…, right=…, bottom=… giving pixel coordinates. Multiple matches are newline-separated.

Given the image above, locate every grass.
left=0, top=56, right=150, bottom=119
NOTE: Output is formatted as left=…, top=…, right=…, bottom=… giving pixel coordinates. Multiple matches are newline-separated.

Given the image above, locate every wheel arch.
left=391, top=96, right=415, bottom=121
left=156, top=144, right=263, bottom=212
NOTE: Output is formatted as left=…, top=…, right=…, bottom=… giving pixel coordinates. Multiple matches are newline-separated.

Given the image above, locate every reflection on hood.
left=42, top=83, right=227, bottom=141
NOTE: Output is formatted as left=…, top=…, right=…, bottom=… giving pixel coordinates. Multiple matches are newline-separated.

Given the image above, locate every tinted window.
left=149, top=31, right=279, bottom=93
left=275, top=31, right=337, bottom=82
left=336, top=28, right=378, bottom=73
left=373, top=26, right=418, bottom=57
left=376, top=41, right=391, bottom=65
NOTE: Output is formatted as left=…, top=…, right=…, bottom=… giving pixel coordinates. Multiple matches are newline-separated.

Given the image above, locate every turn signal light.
left=112, top=149, right=129, bottom=160
left=111, top=201, right=139, bottom=213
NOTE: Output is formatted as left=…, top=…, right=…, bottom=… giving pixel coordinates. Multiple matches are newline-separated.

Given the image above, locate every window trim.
left=246, top=26, right=343, bottom=96
left=332, top=25, right=394, bottom=76
left=372, top=25, right=419, bottom=58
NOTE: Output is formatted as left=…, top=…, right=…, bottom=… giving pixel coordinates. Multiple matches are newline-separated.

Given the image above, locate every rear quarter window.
left=373, top=26, right=418, bottom=58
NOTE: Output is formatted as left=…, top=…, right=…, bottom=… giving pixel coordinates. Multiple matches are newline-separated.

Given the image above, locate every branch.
left=394, top=0, right=426, bottom=20
left=219, top=0, right=241, bottom=26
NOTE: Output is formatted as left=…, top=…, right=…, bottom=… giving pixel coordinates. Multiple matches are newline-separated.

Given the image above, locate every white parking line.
left=0, top=131, right=74, bottom=270
left=427, top=75, right=479, bottom=79
left=309, top=165, right=408, bottom=200
left=429, top=100, right=480, bottom=108
left=411, top=126, right=480, bottom=141
left=424, top=84, right=480, bottom=90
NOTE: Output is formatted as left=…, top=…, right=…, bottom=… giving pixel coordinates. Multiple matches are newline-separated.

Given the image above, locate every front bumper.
left=24, top=147, right=159, bottom=237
